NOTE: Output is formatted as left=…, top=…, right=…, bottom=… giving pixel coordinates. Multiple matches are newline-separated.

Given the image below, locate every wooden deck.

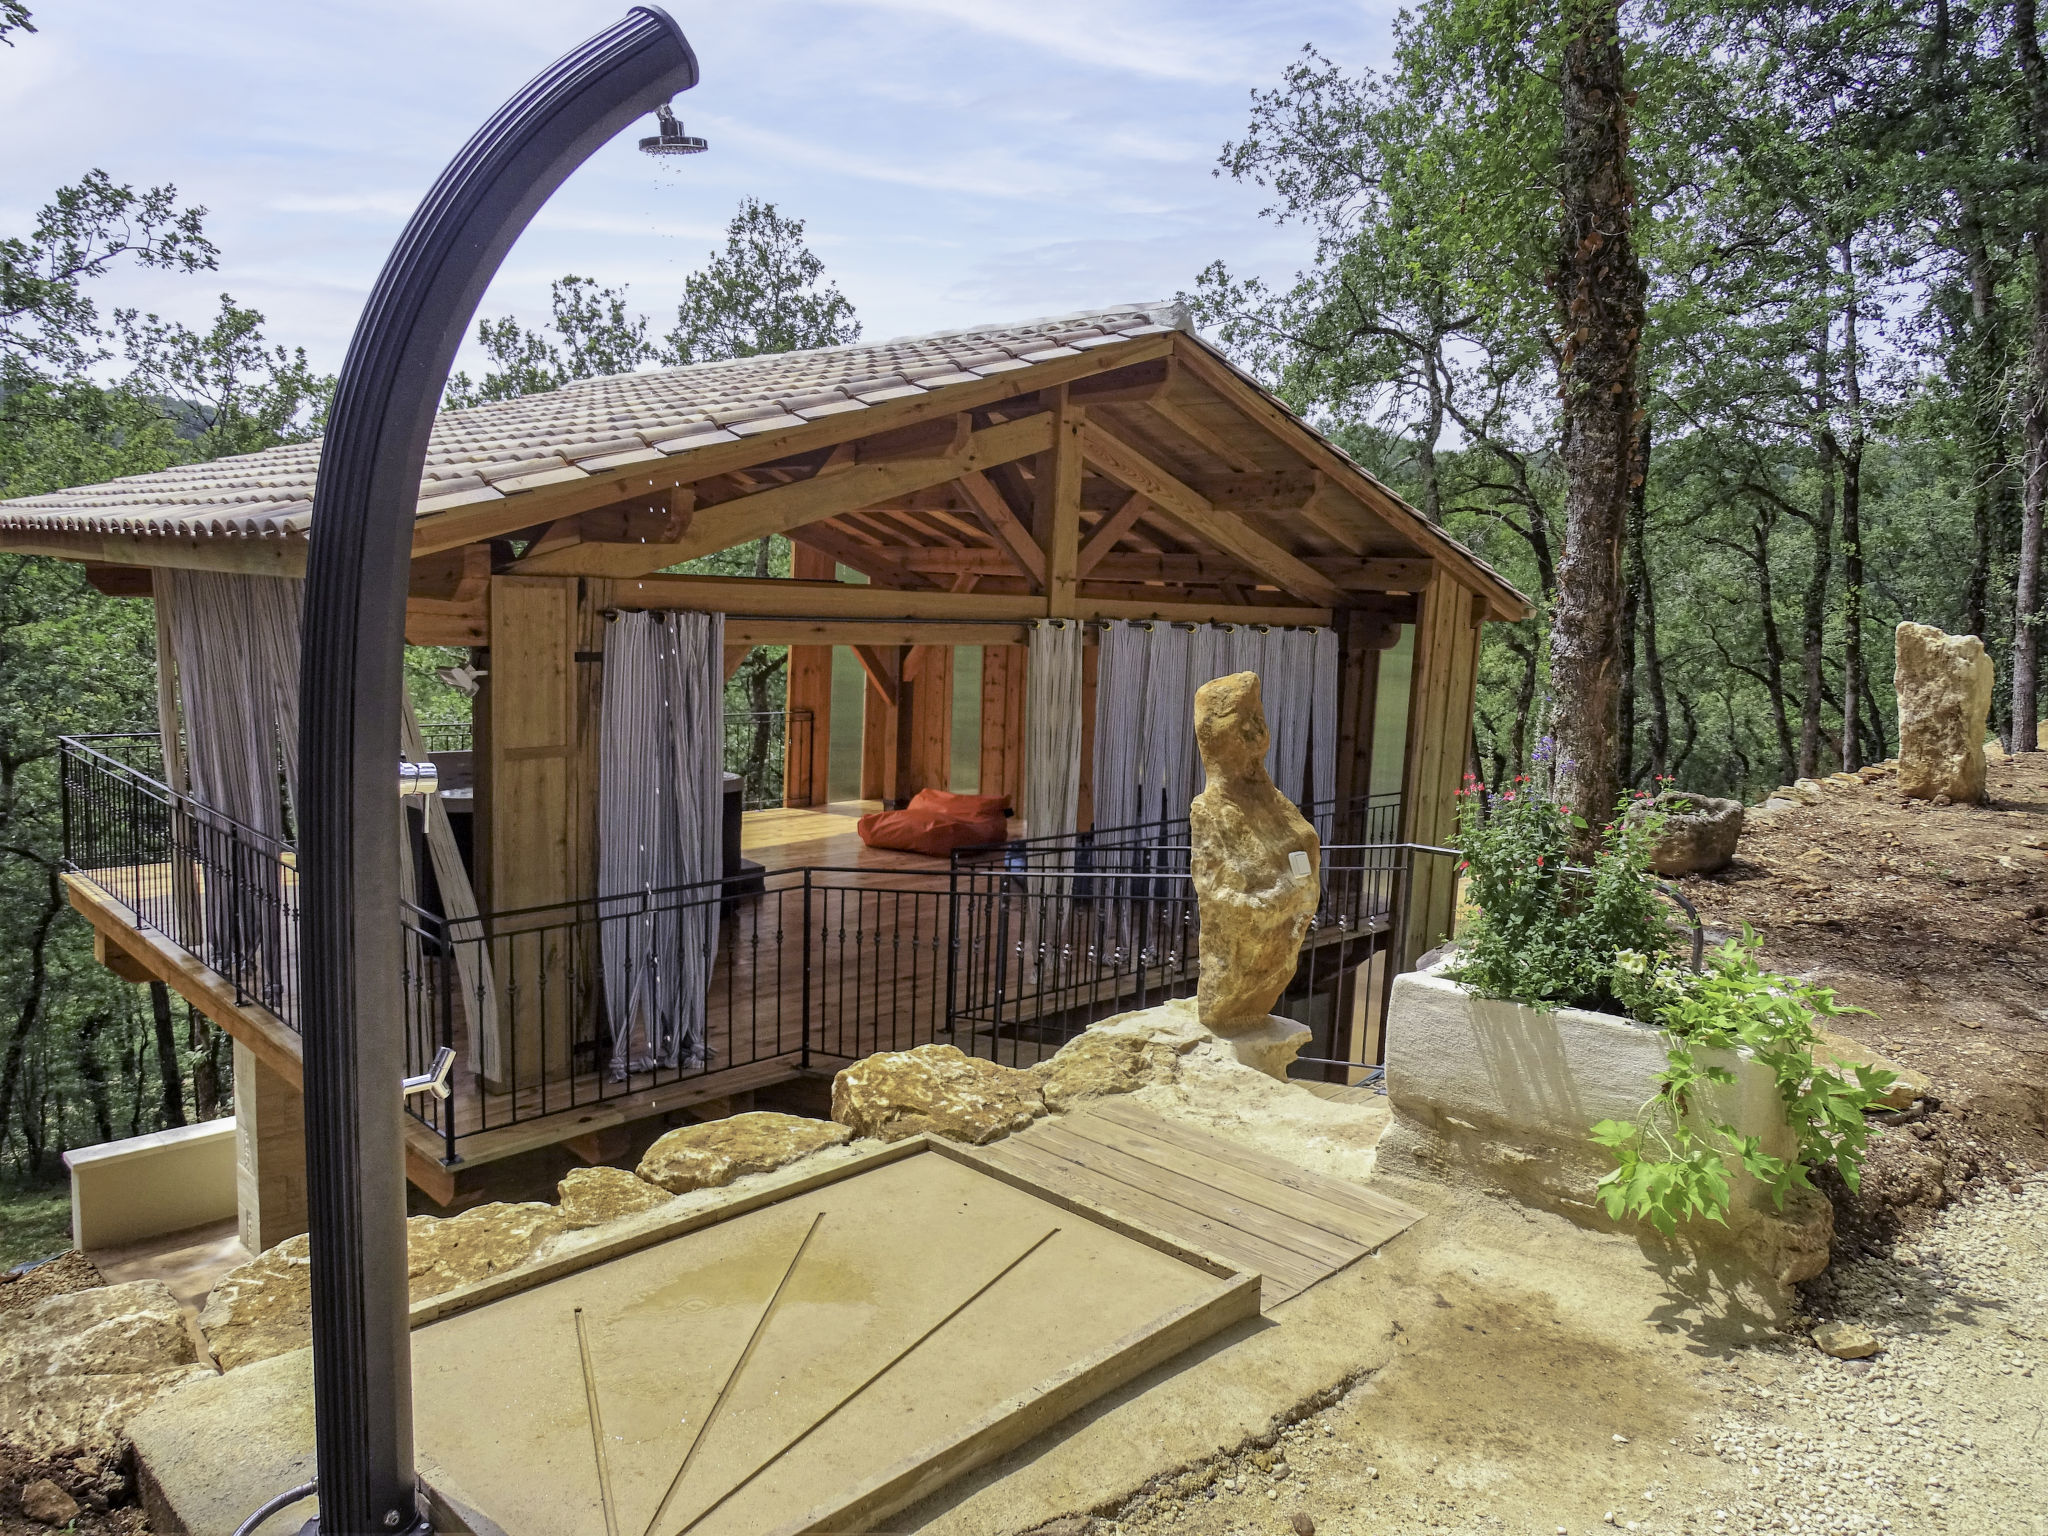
left=980, top=1099, right=1423, bottom=1309
left=64, top=805, right=1389, bottom=1205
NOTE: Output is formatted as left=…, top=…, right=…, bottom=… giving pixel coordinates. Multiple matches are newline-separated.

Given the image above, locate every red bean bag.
left=858, top=789, right=1010, bottom=857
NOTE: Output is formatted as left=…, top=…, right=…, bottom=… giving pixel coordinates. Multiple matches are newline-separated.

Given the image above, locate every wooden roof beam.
left=510, top=412, right=1052, bottom=578
left=1075, top=418, right=1348, bottom=610
left=956, top=470, right=1045, bottom=587
left=1075, top=491, right=1149, bottom=578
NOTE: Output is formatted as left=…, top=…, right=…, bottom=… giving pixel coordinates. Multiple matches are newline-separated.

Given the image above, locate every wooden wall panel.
left=1396, top=574, right=1484, bottom=970
left=979, top=644, right=1028, bottom=809
left=479, top=574, right=587, bottom=1090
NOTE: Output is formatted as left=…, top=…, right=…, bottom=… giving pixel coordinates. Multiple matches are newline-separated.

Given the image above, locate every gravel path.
left=1087, top=1182, right=2046, bottom=1536
left=1701, top=1180, right=2047, bottom=1536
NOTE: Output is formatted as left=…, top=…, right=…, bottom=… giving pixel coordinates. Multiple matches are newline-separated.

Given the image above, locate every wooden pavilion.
left=0, top=302, right=1528, bottom=1234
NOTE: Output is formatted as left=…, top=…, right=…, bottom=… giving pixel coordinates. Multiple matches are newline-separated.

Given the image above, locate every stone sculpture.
left=1189, top=672, right=1321, bottom=1034
left=1895, top=622, right=1993, bottom=803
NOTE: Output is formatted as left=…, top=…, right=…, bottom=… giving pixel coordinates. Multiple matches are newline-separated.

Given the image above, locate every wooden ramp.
left=979, top=1098, right=1424, bottom=1309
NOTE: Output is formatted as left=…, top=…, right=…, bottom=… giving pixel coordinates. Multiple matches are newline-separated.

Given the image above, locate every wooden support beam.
left=1168, top=337, right=1534, bottom=621
left=1075, top=492, right=1148, bottom=579
left=1034, top=388, right=1083, bottom=618
left=405, top=595, right=488, bottom=647
left=607, top=575, right=1028, bottom=621
left=723, top=644, right=752, bottom=681
left=508, top=414, right=1054, bottom=578
left=852, top=645, right=901, bottom=707
left=1075, top=418, right=1349, bottom=610
left=1155, top=396, right=1265, bottom=475
left=725, top=618, right=1029, bottom=648
left=786, top=522, right=935, bottom=589
left=956, top=471, right=1045, bottom=587
left=83, top=563, right=154, bottom=598
left=784, top=544, right=836, bottom=808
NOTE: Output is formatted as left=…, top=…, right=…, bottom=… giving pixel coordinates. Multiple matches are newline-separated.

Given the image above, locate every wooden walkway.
left=979, top=1098, right=1423, bottom=1309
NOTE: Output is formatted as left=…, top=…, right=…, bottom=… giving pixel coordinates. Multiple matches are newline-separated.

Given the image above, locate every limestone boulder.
left=1895, top=622, right=1994, bottom=803
left=832, top=1045, right=1046, bottom=1144
left=557, top=1166, right=673, bottom=1228
left=200, top=1203, right=567, bottom=1371
left=1813, top=1028, right=1930, bottom=1111
left=1639, top=790, right=1744, bottom=877
left=405, top=1201, right=566, bottom=1298
left=0, top=1367, right=213, bottom=1460
left=1189, top=673, right=1321, bottom=1035
left=636, top=1112, right=851, bottom=1194
left=0, top=1280, right=196, bottom=1380
left=1034, top=1028, right=1188, bottom=1112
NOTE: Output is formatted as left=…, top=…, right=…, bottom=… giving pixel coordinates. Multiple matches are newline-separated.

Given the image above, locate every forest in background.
left=7, top=0, right=2048, bottom=1237
left=1191, top=0, right=2047, bottom=799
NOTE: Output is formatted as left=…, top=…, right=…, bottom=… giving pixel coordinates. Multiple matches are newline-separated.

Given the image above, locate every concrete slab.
left=128, top=1346, right=318, bottom=1536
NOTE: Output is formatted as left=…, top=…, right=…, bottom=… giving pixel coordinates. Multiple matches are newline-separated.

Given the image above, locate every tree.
left=1546, top=0, right=1648, bottom=826
left=2016, top=0, right=2048, bottom=750
left=0, top=171, right=216, bottom=377
left=119, top=294, right=333, bottom=457
left=444, top=275, right=655, bottom=406
left=666, top=199, right=861, bottom=363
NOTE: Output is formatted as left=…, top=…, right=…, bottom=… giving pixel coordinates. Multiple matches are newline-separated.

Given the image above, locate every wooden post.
left=1396, top=574, right=1484, bottom=973
left=902, top=645, right=954, bottom=798
left=233, top=1039, right=308, bottom=1253
left=979, top=644, right=1028, bottom=809
left=859, top=646, right=905, bottom=803
left=1034, top=386, right=1082, bottom=618
left=785, top=545, right=836, bottom=807
left=478, top=574, right=585, bottom=1090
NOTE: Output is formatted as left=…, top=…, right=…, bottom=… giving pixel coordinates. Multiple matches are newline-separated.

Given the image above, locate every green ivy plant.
left=1451, top=775, right=1898, bottom=1237
left=1590, top=934, right=1897, bottom=1235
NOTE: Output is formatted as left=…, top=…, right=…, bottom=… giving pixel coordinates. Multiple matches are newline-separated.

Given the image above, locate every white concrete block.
left=63, top=1118, right=237, bottom=1251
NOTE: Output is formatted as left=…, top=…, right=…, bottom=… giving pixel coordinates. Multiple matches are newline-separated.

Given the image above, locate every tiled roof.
left=0, top=304, right=1186, bottom=542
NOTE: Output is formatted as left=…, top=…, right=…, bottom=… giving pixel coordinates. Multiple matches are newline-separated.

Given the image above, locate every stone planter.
left=1377, top=963, right=1831, bottom=1285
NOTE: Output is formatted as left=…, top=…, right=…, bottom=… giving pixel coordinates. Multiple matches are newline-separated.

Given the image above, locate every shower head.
left=640, top=101, right=708, bottom=155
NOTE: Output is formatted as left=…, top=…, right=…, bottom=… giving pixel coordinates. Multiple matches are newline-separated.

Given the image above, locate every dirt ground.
left=1678, top=749, right=2048, bottom=1252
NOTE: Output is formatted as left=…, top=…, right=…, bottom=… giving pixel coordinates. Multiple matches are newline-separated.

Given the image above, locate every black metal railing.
left=60, top=734, right=1415, bottom=1164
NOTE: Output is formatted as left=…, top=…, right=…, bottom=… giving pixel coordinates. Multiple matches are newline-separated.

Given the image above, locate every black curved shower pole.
left=297, top=11, right=697, bottom=1532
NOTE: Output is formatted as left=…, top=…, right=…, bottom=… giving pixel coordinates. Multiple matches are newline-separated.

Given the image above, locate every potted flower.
left=1379, top=771, right=1892, bottom=1282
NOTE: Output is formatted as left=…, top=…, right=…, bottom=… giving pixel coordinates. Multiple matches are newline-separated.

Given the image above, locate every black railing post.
left=943, top=865, right=960, bottom=1048
left=800, top=869, right=813, bottom=1072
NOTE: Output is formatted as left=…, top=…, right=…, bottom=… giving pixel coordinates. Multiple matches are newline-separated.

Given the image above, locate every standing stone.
left=1895, top=623, right=1993, bottom=803
left=556, top=1166, right=673, bottom=1228
left=1189, top=673, right=1320, bottom=1034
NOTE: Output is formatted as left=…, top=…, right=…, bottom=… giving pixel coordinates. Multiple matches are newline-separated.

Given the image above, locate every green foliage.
left=666, top=199, right=860, bottom=364
left=0, top=171, right=216, bottom=376
left=1449, top=775, right=1676, bottom=1014
left=444, top=275, right=656, bottom=407
left=118, top=294, right=332, bottom=455
left=1591, top=932, right=1897, bottom=1235
left=446, top=199, right=859, bottom=407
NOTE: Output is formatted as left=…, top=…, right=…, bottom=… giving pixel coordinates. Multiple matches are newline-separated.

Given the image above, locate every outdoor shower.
left=293, top=9, right=699, bottom=1533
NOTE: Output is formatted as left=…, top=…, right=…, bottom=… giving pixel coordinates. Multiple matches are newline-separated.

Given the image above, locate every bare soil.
left=1675, top=750, right=2048, bottom=1253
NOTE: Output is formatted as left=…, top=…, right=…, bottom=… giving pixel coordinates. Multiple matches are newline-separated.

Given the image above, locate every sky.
left=0, top=0, right=1400, bottom=381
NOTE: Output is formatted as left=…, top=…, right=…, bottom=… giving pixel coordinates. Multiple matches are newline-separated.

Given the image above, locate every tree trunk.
left=1838, top=241, right=1868, bottom=771
left=1750, top=509, right=1798, bottom=785
left=1800, top=320, right=1838, bottom=780
left=1546, top=0, right=1646, bottom=832
left=0, top=866, right=61, bottom=1155
left=150, top=980, right=187, bottom=1129
left=1626, top=417, right=1669, bottom=781
left=2015, top=0, right=2048, bottom=750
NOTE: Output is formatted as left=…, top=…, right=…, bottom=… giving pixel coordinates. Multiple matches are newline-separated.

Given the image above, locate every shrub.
left=1448, top=778, right=1675, bottom=1014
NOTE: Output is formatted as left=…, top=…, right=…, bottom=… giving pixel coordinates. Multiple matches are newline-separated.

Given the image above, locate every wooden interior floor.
left=979, top=1098, right=1423, bottom=1310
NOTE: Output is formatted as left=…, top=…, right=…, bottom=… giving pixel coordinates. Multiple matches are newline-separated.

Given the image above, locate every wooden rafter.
left=957, top=471, right=1045, bottom=587
left=1075, top=491, right=1148, bottom=578
left=1074, top=418, right=1348, bottom=610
